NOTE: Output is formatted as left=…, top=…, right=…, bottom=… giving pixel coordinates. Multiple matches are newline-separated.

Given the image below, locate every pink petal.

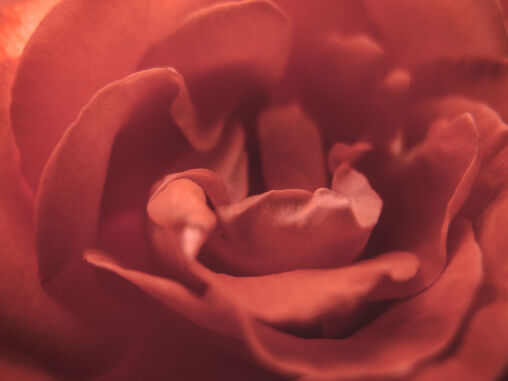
left=11, top=0, right=289, bottom=188
left=244, top=219, right=484, bottom=379
left=201, top=165, right=381, bottom=275
left=365, top=113, right=479, bottom=291
left=364, top=0, right=508, bottom=66
left=35, top=68, right=184, bottom=282
left=258, top=103, right=327, bottom=191
left=413, top=303, right=508, bottom=381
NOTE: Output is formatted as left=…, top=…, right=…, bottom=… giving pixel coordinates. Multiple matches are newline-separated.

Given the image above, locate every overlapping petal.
left=10, top=0, right=290, bottom=188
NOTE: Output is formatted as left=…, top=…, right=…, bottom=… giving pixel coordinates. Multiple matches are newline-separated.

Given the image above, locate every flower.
left=1, top=0, right=508, bottom=380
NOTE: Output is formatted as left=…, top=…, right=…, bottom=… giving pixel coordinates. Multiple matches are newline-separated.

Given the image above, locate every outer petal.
left=413, top=303, right=508, bottom=381
left=35, top=68, right=185, bottom=283
left=364, top=0, right=508, bottom=66
left=85, top=219, right=483, bottom=380
left=11, top=0, right=290, bottom=188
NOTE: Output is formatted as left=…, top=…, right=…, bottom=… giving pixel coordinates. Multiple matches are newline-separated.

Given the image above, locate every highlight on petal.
left=242, top=219, right=484, bottom=380
left=35, top=68, right=184, bottom=283
left=200, top=165, right=381, bottom=275
left=258, top=103, right=327, bottom=191
left=364, top=0, right=508, bottom=66
left=0, top=0, right=59, bottom=60
left=148, top=178, right=217, bottom=261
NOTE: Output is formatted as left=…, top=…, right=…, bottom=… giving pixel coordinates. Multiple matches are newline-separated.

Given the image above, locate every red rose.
left=1, top=0, right=508, bottom=380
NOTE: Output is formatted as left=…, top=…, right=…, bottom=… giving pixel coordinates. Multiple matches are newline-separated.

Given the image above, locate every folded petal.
left=11, top=0, right=289, bottom=188
left=85, top=218, right=483, bottom=380
left=199, top=251, right=418, bottom=332
left=245, top=219, right=484, bottom=380
left=201, top=165, right=381, bottom=275
left=413, top=302, right=508, bottom=381
left=258, top=103, right=327, bottom=191
left=364, top=0, right=508, bottom=66
left=365, top=113, right=479, bottom=291
left=35, top=68, right=184, bottom=282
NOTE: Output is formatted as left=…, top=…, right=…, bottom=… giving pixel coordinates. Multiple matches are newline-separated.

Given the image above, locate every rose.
left=1, top=0, right=508, bottom=380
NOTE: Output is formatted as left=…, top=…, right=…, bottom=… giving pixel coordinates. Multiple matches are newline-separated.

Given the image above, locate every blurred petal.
left=364, top=0, right=508, bottom=66
left=200, top=251, right=418, bottom=331
left=85, top=218, right=483, bottom=380
left=366, top=113, right=479, bottom=291
left=248, top=219, right=484, bottom=380
left=10, top=0, right=247, bottom=188
left=201, top=165, right=381, bottom=275
left=414, top=303, right=508, bottom=381
left=258, top=103, right=327, bottom=191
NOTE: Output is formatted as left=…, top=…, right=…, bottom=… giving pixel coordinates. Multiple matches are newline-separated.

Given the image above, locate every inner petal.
left=257, top=103, right=327, bottom=191
left=200, top=165, right=382, bottom=275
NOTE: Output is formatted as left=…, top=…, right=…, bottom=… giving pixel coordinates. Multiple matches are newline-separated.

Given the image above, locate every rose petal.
left=477, top=190, right=508, bottom=296
left=408, top=97, right=508, bottom=217
left=35, top=68, right=185, bottom=282
left=85, top=218, right=483, bottom=379
left=411, top=56, right=508, bottom=124
left=413, top=302, right=508, bottom=381
left=366, top=113, right=479, bottom=291
left=364, top=0, right=508, bottom=66
left=11, top=0, right=289, bottom=188
left=198, top=251, right=418, bottom=331
left=201, top=165, right=381, bottom=275
left=258, top=103, right=327, bottom=191
left=245, top=219, right=484, bottom=380
left=139, top=0, right=290, bottom=152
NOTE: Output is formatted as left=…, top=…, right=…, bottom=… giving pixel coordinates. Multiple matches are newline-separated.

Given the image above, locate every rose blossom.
left=1, top=0, right=508, bottom=380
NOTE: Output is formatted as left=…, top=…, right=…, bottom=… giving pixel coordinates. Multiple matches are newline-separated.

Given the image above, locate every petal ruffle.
left=35, top=68, right=184, bottom=282
left=201, top=165, right=381, bottom=275
left=11, top=0, right=289, bottom=188
left=85, top=218, right=483, bottom=380
left=365, top=113, right=479, bottom=291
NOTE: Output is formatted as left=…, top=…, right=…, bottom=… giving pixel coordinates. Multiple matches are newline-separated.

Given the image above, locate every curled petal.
left=35, top=68, right=184, bottom=282
left=201, top=165, right=381, bottom=275
left=198, top=251, right=418, bottom=331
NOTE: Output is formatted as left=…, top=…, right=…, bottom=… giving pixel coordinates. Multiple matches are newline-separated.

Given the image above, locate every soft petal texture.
left=198, top=251, right=419, bottom=331
left=148, top=178, right=217, bottom=261
left=246, top=219, right=484, bottom=380
left=11, top=0, right=290, bottom=188
left=411, top=57, right=508, bottom=123
left=365, top=113, right=479, bottom=291
left=35, top=68, right=184, bottom=282
left=364, top=0, right=508, bottom=66
left=258, top=103, right=327, bottom=191
left=201, top=165, right=381, bottom=275
left=85, top=219, right=483, bottom=380
left=0, top=0, right=59, bottom=60
left=413, top=303, right=508, bottom=381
